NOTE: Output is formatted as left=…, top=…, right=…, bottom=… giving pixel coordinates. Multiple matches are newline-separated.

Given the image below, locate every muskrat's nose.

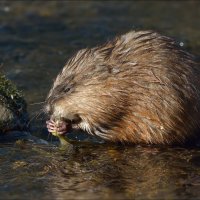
left=45, top=104, right=53, bottom=115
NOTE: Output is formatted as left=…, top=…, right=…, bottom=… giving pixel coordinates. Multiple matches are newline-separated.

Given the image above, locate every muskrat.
left=45, top=30, right=200, bottom=145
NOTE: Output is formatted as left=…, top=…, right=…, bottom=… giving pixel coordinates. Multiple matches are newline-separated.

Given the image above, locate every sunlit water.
left=0, top=1, right=200, bottom=199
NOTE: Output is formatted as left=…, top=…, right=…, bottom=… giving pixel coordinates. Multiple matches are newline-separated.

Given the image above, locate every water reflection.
left=49, top=145, right=200, bottom=199
left=1, top=141, right=200, bottom=199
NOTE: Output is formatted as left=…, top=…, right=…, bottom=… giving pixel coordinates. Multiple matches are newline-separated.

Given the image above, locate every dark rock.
left=0, top=74, right=29, bottom=134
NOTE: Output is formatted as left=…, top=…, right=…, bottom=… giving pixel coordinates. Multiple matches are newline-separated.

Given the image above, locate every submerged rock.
left=0, top=74, right=29, bottom=134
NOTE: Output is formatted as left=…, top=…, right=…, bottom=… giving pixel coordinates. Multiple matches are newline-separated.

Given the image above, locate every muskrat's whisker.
left=27, top=109, right=43, bottom=126
left=35, top=111, right=45, bottom=120
left=29, top=101, right=46, bottom=106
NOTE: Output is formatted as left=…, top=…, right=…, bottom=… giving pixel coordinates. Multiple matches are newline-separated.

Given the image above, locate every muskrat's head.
left=45, top=47, right=129, bottom=140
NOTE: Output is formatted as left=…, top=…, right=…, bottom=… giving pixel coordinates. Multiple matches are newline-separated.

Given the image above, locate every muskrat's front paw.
left=46, top=120, right=56, bottom=133
left=46, top=119, right=69, bottom=136
left=56, top=121, right=69, bottom=134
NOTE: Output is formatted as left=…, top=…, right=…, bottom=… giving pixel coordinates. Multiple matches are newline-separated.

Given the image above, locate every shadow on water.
left=0, top=1, right=200, bottom=199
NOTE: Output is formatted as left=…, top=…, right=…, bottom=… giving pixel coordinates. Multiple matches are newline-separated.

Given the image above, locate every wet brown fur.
left=46, top=30, right=200, bottom=145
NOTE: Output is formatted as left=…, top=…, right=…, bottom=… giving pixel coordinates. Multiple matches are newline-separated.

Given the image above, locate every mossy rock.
left=0, top=74, right=28, bottom=133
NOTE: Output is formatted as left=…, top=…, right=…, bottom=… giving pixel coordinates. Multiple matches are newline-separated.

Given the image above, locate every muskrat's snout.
left=44, top=103, right=56, bottom=121
left=45, top=104, right=52, bottom=115
left=44, top=102, right=59, bottom=121
left=45, top=99, right=79, bottom=135
left=45, top=99, right=81, bottom=125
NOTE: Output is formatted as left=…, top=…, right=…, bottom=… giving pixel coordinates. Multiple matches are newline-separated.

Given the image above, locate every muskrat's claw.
left=46, top=120, right=56, bottom=132
left=46, top=119, right=70, bottom=135
left=56, top=121, right=69, bottom=134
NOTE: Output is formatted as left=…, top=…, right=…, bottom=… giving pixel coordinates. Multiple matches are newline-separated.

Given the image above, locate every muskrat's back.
left=46, top=30, right=200, bottom=145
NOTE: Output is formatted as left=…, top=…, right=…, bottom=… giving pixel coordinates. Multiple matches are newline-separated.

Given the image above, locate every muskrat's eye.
left=64, top=87, right=71, bottom=93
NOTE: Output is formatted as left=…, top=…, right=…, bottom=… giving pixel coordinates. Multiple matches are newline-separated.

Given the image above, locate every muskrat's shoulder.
left=62, top=30, right=177, bottom=71
left=93, top=30, right=178, bottom=64
left=103, top=30, right=198, bottom=72
left=101, top=30, right=170, bottom=50
left=117, top=30, right=159, bottom=43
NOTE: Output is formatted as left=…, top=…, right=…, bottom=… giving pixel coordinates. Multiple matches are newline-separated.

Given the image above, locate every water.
left=1, top=143, right=200, bottom=200
left=0, top=1, right=200, bottom=199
